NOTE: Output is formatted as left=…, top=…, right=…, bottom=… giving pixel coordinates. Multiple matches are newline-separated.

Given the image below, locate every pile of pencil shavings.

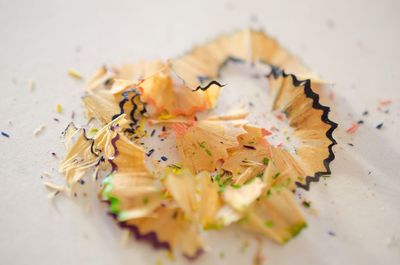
left=58, top=29, right=337, bottom=259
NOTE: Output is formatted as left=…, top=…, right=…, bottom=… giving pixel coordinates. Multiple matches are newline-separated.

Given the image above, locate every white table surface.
left=1, top=0, right=400, bottom=264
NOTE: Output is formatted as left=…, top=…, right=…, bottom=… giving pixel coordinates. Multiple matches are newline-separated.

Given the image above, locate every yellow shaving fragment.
left=28, top=80, right=35, bottom=91
left=42, top=171, right=52, bottom=178
left=56, top=104, right=63, bottom=113
left=134, top=117, right=147, bottom=137
left=164, top=251, right=176, bottom=261
left=68, top=69, right=83, bottom=80
left=207, top=111, right=249, bottom=121
left=157, top=113, right=175, bottom=120
left=89, top=127, right=98, bottom=135
left=33, top=125, right=46, bottom=136
left=148, top=118, right=192, bottom=125
left=155, top=259, right=164, bottom=265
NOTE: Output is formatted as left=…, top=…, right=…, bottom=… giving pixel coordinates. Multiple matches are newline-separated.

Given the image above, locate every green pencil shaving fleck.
left=198, top=141, right=212, bottom=156
left=272, top=172, right=280, bottom=179
left=264, top=220, right=274, bottom=228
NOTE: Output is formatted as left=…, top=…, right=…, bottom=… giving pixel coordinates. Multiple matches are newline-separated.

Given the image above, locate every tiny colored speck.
left=302, top=201, right=311, bottom=208
left=1, top=131, right=10, bottom=138
left=272, top=172, right=280, bottom=179
left=376, top=123, right=384, bottom=130
left=68, top=69, right=83, bottom=80
left=346, top=123, right=359, bottom=134
left=205, top=149, right=212, bottom=156
left=264, top=220, right=274, bottom=228
left=89, top=128, right=98, bottom=134
left=56, top=104, right=63, bottom=113
left=243, top=145, right=256, bottom=150
left=256, top=172, right=264, bottom=178
left=146, top=149, right=155, bottom=157
left=161, top=156, right=168, bottom=161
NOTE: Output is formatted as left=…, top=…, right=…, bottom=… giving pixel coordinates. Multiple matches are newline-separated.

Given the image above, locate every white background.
left=1, top=0, right=400, bottom=264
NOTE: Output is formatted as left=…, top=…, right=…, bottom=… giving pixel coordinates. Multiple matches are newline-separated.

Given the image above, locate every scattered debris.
left=155, top=259, right=164, bottom=265
left=385, top=235, right=399, bottom=247
left=346, top=123, right=359, bottom=134
left=28, top=80, right=35, bottom=91
left=43, top=181, right=69, bottom=198
left=33, top=125, right=46, bottom=136
left=68, top=69, right=83, bottom=80
left=240, top=240, right=250, bottom=253
left=329, top=91, right=335, bottom=100
left=376, top=123, right=384, bottom=130
left=146, top=149, right=155, bottom=157
left=249, top=14, right=258, bottom=23
left=56, top=104, right=63, bottom=113
left=121, top=229, right=132, bottom=246
left=1, top=131, right=10, bottom=138
left=379, top=99, right=392, bottom=107
left=164, top=251, right=175, bottom=261
left=302, top=201, right=311, bottom=208
left=326, top=18, right=335, bottom=29
left=41, top=171, right=52, bottom=178
left=253, top=237, right=264, bottom=265
left=275, top=113, right=284, bottom=121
